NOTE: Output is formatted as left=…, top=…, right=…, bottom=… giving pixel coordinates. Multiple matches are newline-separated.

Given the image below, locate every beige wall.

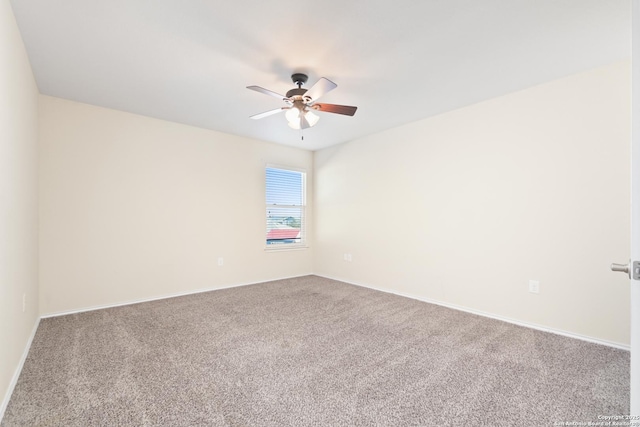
left=314, top=61, right=631, bottom=346
left=0, top=0, right=40, bottom=415
left=39, top=96, right=313, bottom=315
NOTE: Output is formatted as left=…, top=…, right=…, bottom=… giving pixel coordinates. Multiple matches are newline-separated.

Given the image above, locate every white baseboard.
left=40, top=274, right=311, bottom=319
left=315, top=274, right=630, bottom=351
left=0, top=317, right=40, bottom=423
left=41, top=273, right=631, bottom=350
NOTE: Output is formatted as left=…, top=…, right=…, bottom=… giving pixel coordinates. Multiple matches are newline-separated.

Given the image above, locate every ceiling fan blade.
left=304, top=77, right=337, bottom=102
left=250, top=108, right=286, bottom=120
left=312, top=103, right=358, bottom=116
left=247, top=85, right=288, bottom=101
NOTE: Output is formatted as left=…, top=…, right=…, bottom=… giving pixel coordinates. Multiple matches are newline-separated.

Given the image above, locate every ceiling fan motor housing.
left=286, top=87, right=308, bottom=99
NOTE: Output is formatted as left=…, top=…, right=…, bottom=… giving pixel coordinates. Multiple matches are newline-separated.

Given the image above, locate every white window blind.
left=266, top=167, right=306, bottom=247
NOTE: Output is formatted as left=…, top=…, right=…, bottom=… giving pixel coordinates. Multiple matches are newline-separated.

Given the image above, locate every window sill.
left=264, top=245, right=309, bottom=252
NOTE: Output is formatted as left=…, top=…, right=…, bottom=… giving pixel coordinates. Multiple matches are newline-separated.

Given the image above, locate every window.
left=265, top=166, right=306, bottom=247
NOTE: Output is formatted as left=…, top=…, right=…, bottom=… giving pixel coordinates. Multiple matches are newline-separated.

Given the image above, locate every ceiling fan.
left=247, top=73, right=357, bottom=131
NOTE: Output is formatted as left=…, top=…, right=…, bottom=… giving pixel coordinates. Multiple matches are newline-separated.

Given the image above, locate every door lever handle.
left=610, top=262, right=630, bottom=276
left=611, top=260, right=640, bottom=280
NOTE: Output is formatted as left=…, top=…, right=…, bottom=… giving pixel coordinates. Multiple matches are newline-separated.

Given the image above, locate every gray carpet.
left=1, top=275, right=629, bottom=426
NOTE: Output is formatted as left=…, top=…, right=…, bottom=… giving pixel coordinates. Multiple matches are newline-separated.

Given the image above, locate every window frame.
left=264, top=164, right=307, bottom=251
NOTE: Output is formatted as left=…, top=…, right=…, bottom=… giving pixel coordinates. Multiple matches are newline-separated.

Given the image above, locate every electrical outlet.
left=218, top=257, right=224, bottom=267
left=528, top=280, right=540, bottom=294
left=343, top=253, right=352, bottom=262
left=22, top=293, right=26, bottom=312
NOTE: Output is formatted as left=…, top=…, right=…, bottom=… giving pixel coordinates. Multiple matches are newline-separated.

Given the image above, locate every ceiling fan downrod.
left=291, top=73, right=308, bottom=88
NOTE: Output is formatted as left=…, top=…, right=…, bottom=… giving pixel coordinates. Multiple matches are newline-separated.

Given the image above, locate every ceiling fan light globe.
left=306, top=110, right=320, bottom=127
left=288, top=120, right=301, bottom=130
left=285, top=107, right=300, bottom=122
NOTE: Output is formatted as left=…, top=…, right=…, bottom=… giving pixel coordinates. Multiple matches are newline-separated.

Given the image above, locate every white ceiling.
left=10, top=0, right=631, bottom=151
